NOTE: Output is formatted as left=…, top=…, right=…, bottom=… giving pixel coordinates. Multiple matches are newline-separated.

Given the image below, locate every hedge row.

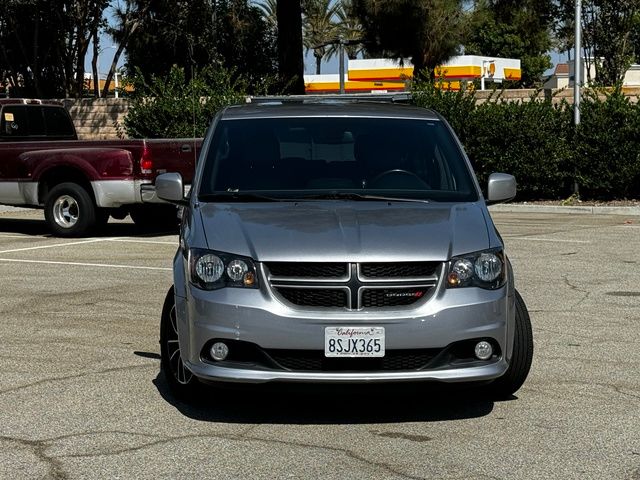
left=412, top=81, right=640, bottom=200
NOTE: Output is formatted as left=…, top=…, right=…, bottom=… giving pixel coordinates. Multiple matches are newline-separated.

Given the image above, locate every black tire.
left=160, top=287, right=201, bottom=401
left=130, top=205, right=178, bottom=231
left=487, top=289, right=534, bottom=399
left=44, top=182, right=96, bottom=237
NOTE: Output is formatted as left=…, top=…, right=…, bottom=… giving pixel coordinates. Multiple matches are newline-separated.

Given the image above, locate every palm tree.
left=302, top=0, right=340, bottom=74
left=255, top=0, right=277, bottom=30
left=333, top=0, right=364, bottom=59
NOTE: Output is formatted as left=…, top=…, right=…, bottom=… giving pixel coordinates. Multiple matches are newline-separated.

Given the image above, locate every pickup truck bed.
left=0, top=99, right=201, bottom=236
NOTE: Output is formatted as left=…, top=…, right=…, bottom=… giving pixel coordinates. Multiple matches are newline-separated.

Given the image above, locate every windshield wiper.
left=198, top=192, right=283, bottom=202
left=298, top=192, right=430, bottom=204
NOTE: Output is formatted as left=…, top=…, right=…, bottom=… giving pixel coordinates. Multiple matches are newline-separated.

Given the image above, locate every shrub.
left=123, top=66, right=246, bottom=139
left=573, top=91, right=640, bottom=199
left=466, top=98, right=572, bottom=198
left=412, top=80, right=640, bottom=200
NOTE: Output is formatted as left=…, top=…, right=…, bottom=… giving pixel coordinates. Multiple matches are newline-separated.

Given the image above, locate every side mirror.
left=156, top=172, right=188, bottom=205
left=487, top=173, right=516, bottom=205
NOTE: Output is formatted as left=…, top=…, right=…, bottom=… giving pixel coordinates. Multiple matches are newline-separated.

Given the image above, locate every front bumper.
left=175, top=280, right=514, bottom=384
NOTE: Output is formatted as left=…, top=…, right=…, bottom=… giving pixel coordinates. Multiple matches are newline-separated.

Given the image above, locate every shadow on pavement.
left=152, top=370, right=495, bottom=424
left=0, top=217, right=178, bottom=238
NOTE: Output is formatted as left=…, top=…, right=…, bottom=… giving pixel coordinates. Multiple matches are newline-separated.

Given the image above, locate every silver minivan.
left=156, top=101, right=533, bottom=401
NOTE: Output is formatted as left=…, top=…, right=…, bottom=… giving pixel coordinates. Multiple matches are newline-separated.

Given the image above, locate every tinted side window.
left=1, top=106, right=28, bottom=137
left=26, top=107, right=46, bottom=136
left=43, top=107, right=75, bottom=137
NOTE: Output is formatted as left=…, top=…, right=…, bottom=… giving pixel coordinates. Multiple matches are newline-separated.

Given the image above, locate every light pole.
left=312, top=38, right=360, bottom=95
left=574, top=0, right=582, bottom=125
left=338, top=36, right=345, bottom=95
left=114, top=71, right=120, bottom=99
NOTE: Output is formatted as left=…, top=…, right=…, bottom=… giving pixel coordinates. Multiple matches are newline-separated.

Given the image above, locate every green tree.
left=0, top=0, right=109, bottom=98
left=125, top=0, right=276, bottom=92
left=0, top=0, right=65, bottom=97
left=353, top=0, right=466, bottom=76
left=554, top=0, right=640, bottom=86
left=465, top=0, right=554, bottom=87
left=582, top=0, right=640, bottom=85
left=102, top=0, right=153, bottom=97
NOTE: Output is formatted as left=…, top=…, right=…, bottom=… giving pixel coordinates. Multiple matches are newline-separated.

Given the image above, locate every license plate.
left=324, top=327, right=385, bottom=357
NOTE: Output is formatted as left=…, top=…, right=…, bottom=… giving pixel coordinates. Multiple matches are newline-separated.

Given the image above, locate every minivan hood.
left=198, top=201, right=490, bottom=262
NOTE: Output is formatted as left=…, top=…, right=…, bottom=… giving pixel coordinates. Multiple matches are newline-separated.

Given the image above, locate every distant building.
left=304, top=56, right=522, bottom=94
left=83, top=72, right=129, bottom=96
left=543, top=63, right=570, bottom=89
left=550, top=59, right=640, bottom=89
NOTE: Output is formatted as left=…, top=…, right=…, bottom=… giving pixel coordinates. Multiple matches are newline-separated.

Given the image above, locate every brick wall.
left=59, top=98, right=130, bottom=140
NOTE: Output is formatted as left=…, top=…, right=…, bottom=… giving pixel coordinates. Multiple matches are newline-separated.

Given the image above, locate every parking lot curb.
left=489, top=204, right=640, bottom=216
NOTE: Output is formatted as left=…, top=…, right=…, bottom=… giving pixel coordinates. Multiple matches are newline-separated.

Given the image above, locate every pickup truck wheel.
left=486, top=289, right=534, bottom=399
left=44, top=183, right=96, bottom=237
left=160, top=287, right=201, bottom=401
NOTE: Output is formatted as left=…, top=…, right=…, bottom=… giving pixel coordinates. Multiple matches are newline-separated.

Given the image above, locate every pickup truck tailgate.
left=145, top=138, right=202, bottom=184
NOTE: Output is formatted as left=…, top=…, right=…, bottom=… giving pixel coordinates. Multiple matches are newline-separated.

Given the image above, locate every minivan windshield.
left=199, top=116, right=478, bottom=202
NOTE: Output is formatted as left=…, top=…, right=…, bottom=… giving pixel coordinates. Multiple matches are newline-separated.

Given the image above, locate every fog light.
left=210, top=342, right=229, bottom=361
left=474, top=341, right=493, bottom=360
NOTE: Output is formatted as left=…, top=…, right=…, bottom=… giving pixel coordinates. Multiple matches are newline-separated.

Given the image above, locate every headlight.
left=447, top=249, right=505, bottom=289
left=189, top=248, right=258, bottom=290
left=195, top=254, right=224, bottom=283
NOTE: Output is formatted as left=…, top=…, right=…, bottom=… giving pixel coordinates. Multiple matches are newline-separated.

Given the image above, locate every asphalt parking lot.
left=0, top=207, right=638, bottom=480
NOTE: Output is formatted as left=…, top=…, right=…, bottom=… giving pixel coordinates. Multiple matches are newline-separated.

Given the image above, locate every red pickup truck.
left=0, top=99, right=201, bottom=236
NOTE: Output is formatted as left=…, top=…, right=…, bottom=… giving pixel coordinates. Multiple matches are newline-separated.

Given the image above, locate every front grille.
left=276, top=287, right=348, bottom=308
left=267, top=261, right=441, bottom=310
left=266, top=349, right=440, bottom=371
left=266, top=262, right=347, bottom=278
left=360, top=262, right=439, bottom=278
left=361, top=288, right=430, bottom=308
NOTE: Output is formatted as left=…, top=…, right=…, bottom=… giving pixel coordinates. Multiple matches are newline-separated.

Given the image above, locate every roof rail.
left=0, top=98, right=65, bottom=106
left=246, top=92, right=412, bottom=105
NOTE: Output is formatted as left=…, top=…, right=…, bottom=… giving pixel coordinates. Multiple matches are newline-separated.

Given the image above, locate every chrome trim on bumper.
left=185, top=358, right=508, bottom=384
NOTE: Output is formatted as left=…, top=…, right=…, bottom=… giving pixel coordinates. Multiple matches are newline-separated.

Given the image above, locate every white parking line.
left=504, top=236, right=591, bottom=244
left=107, top=238, right=177, bottom=245
left=0, top=258, right=171, bottom=271
left=0, top=238, right=109, bottom=255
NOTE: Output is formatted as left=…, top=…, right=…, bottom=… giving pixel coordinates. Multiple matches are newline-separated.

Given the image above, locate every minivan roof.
left=221, top=101, right=441, bottom=121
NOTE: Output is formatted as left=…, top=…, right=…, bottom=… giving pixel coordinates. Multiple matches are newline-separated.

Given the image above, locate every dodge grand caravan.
left=156, top=101, right=533, bottom=400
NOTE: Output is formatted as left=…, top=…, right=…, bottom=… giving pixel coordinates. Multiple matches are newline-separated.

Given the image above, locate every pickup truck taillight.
left=140, top=144, right=153, bottom=174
